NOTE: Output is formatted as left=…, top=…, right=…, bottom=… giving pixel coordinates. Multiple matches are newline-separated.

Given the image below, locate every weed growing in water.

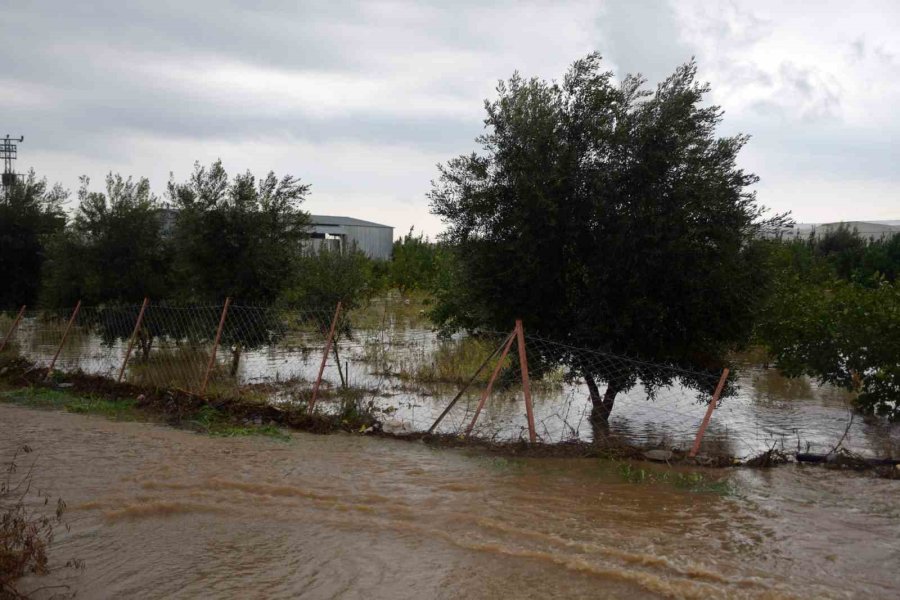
left=1, top=445, right=82, bottom=599
left=179, top=405, right=292, bottom=440
left=616, top=462, right=733, bottom=495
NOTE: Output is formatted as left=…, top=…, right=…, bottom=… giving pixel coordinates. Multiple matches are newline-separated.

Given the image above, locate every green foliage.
left=189, top=404, right=290, bottom=440
left=389, top=227, right=440, bottom=293
left=773, top=225, right=900, bottom=286
left=0, top=171, right=67, bottom=308
left=1, top=387, right=140, bottom=420
left=282, top=244, right=377, bottom=311
left=166, top=161, right=312, bottom=371
left=41, top=174, right=170, bottom=307
left=757, top=226, right=900, bottom=419
left=429, top=53, right=783, bottom=417
left=757, top=276, right=900, bottom=419
left=168, top=160, right=311, bottom=304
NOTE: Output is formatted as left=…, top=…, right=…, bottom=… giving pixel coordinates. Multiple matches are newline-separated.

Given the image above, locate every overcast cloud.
left=2, top=0, right=898, bottom=237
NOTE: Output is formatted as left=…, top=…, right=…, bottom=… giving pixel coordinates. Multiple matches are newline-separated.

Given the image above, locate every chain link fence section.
left=2, top=300, right=877, bottom=462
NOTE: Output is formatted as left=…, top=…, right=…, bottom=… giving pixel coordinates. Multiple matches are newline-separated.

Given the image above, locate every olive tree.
left=41, top=174, right=170, bottom=307
left=168, top=160, right=311, bottom=372
left=430, top=54, right=785, bottom=421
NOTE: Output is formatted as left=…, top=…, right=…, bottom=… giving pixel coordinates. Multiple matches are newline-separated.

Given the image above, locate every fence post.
left=308, top=301, right=342, bottom=414
left=0, top=305, right=26, bottom=354
left=201, top=297, right=231, bottom=395
left=689, top=368, right=730, bottom=458
left=465, top=329, right=516, bottom=437
left=45, top=301, right=81, bottom=379
left=515, top=319, right=537, bottom=443
left=117, top=297, right=150, bottom=383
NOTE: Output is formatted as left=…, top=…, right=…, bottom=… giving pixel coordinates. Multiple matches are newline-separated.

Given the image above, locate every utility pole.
left=1, top=134, right=24, bottom=189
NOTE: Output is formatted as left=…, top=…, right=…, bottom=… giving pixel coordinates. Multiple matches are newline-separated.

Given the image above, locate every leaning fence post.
left=465, top=329, right=516, bottom=437
left=515, top=319, right=537, bottom=443
left=0, top=305, right=26, bottom=354
left=201, top=297, right=231, bottom=395
left=46, top=301, right=81, bottom=379
left=308, top=301, right=342, bottom=414
left=117, top=297, right=150, bottom=383
left=427, top=332, right=516, bottom=435
left=689, top=368, right=730, bottom=458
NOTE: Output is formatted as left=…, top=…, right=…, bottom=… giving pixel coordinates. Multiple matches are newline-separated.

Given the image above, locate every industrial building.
left=307, top=215, right=394, bottom=260
left=157, top=209, right=394, bottom=260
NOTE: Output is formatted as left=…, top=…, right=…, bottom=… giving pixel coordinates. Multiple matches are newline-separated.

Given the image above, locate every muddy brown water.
left=3, top=404, right=899, bottom=599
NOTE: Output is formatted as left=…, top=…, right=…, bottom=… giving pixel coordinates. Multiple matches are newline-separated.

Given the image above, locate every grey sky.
left=2, top=0, right=898, bottom=238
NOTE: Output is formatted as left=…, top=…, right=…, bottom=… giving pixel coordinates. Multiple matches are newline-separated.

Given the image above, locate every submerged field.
left=3, top=296, right=898, bottom=462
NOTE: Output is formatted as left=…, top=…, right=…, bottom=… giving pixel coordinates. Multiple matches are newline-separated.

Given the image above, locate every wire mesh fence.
left=2, top=299, right=887, bottom=462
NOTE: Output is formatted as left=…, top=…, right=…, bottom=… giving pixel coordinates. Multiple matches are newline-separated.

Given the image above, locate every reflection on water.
left=10, top=322, right=900, bottom=459
left=3, top=404, right=899, bottom=599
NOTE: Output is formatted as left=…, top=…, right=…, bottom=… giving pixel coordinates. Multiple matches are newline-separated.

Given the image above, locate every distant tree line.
left=0, top=160, right=447, bottom=312
left=1, top=161, right=450, bottom=377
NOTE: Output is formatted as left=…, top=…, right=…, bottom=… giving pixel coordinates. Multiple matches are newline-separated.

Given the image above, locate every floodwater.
left=3, top=404, right=899, bottom=599
left=10, top=322, right=900, bottom=458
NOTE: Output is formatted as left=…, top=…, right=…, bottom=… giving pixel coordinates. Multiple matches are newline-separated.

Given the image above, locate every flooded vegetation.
left=4, top=305, right=899, bottom=462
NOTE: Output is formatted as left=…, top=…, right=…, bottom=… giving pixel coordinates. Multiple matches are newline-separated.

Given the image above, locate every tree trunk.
left=332, top=343, right=346, bottom=388
left=585, top=373, right=617, bottom=422
left=230, top=343, right=242, bottom=377
left=139, top=331, right=154, bottom=361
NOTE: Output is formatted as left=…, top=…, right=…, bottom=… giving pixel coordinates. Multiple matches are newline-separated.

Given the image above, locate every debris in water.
left=644, top=449, right=673, bottom=462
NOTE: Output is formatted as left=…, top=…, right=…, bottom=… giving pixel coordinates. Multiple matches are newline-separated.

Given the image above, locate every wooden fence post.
left=689, top=368, right=730, bottom=458
left=117, top=297, right=150, bottom=383
left=0, top=305, right=26, bottom=354
left=308, top=301, right=342, bottom=414
left=515, top=319, right=537, bottom=443
left=201, top=297, right=231, bottom=395
left=465, top=329, right=516, bottom=437
left=46, top=301, right=81, bottom=378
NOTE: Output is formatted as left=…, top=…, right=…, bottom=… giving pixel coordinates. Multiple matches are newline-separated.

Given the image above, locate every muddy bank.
left=0, top=356, right=377, bottom=435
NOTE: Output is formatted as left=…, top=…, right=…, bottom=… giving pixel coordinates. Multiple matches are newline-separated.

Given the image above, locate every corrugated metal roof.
left=310, top=215, right=392, bottom=229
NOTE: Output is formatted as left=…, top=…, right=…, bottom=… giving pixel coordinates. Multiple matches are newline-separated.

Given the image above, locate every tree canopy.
left=168, top=160, right=311, bottom=305
left=757, top=228, right=900, bottom=419
left=41, top=174, right=170, bottom=307
left=0, top=172, right=66, bottom=308
left=429, top=53, right=784, bottom=419
left=389, top=227, right=441, bottom=294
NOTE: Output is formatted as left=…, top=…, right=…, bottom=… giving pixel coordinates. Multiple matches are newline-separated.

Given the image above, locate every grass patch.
left=616, top=462, right=733, bottom=495
left=413, top=336, right=509, bottom=385
left=1, top=387, right=140, bottom=421
left=188, top=405, right=291, bottom=440
left=125, top=344, right=232, bottom=393
left=348, top=289, right=434, bottom=330
left=0, top=385, right=290, bottom=441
